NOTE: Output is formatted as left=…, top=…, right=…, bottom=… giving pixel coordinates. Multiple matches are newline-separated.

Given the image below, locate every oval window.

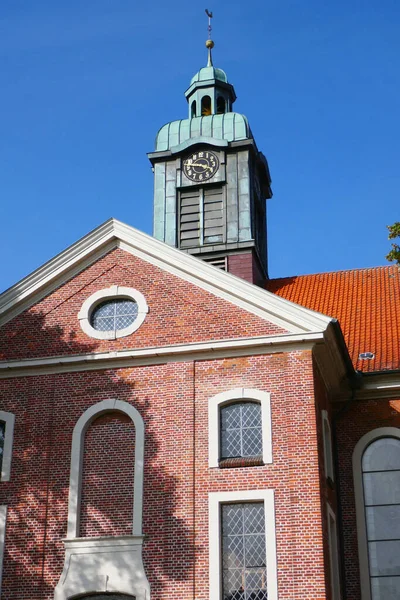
left=90, top=299, right=138, bottom=333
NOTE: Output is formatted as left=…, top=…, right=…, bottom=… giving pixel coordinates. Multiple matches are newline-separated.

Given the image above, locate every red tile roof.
left=267, top=266, right=400, bottom=373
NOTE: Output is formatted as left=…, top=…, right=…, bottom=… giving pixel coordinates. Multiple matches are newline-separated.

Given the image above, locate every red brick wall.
left=0, top=349, right=331, bottom=600
left=80, top=412, right=135, bottom=537
left=227, top=251, right=264, bottom=286
left=0, top=248, right=286, bottom=361
left=335, top=396, right=400, bottom=600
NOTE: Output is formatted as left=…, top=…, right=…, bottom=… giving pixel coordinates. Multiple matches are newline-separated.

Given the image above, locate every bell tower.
left=148, top=18, right=272, bottom=284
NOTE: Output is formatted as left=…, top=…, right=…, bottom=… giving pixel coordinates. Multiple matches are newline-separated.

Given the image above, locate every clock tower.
left=148, top=37, right=272, bottom=284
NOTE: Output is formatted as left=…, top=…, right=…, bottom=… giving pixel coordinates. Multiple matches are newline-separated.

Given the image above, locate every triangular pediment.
left=0, top=219, right=332, bottom=336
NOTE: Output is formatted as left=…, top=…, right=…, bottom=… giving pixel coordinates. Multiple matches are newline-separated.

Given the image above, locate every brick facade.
left=0, top=244, right=398, bottom=600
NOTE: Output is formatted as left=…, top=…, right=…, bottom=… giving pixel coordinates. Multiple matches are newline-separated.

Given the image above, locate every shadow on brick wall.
left=0, top=312, right=196, bottom=599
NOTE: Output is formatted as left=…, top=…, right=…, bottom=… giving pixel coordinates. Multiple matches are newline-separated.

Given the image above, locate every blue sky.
left=1, top=0, right=399, bottom=291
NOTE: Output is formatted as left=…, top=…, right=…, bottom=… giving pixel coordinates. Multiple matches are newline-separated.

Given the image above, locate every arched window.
left=208, top=388, right=272, bottom=468
left=55, top=400, right=150, bottom=600
left=191, top=100, right=197, bottom=118
left=201, top=95, right=212, bottom=116
left=353, top=429, right=400, bottom=600
left=217, top=96, right=226, bottom=114
left=220, top=401, right=262, bottom=460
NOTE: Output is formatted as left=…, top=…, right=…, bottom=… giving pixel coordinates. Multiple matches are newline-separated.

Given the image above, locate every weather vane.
left=205, top=9, right=214, bottom=67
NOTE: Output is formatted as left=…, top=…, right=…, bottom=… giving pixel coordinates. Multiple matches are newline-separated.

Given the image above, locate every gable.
left=0, top=219, right=335, bottom=366
left=0, top=248, right=289, bottom=360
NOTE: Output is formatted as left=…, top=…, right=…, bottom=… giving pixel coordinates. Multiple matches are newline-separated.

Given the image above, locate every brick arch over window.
left=66, top=399, right=145, bottom=539
left=208, top=388, right=272, bottom=468
left=353, top=427, right=400, bottom=600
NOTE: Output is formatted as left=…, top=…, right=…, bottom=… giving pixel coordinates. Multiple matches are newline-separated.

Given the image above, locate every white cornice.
left=0, top=331, right=324, bottom=378
left=0, top=218, right=333, bottom=334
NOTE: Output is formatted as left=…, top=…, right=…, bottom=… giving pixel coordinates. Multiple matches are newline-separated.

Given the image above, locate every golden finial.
left=205, top=9, right=214, bottom=67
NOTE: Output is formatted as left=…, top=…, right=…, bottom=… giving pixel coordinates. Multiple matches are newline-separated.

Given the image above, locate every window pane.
left=0, top=421, right=4, bottom=473
left=241, top=403, right=261, bottom=428
left=245, top=535, right=266, bottom=567
left=221, top=405, right=242, bottom=430
left=366, top=505, right=400, bottom=541
left=368, top=540, right=400, bottom=576
left=242, top=430, right=263, bottom=457
left=221, top=429, right=241, bottom=459
left=363, top=472, right=400, bottom=506
left=371, top=576, right=400, bottom=600
left=90, top=299, right=138, bottom=332
left=221, top=503, right=267, bottom=600
left=220, top=402, right=262, bottom=460
left=243, top=504, right=265, bottom=535
left=0, top=422, right=4, bottom=457
left=363, top=438, right=400, bottom=472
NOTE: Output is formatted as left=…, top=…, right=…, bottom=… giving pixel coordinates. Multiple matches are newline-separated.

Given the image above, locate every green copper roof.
left=190, top=66, right=228, bottom=85
left=155, top=113, right=251, bottom=152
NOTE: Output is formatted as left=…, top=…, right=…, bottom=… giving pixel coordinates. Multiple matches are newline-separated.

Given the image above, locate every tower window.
left=191, top=100, right=197, bottom=118
left=217, top=96, right=226, bottom=114
left=201, top=95, right=212, bottom=116
left=179, top=186, right=224, bottom=248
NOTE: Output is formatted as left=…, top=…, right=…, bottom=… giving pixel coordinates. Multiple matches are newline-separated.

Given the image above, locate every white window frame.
left=0, top=411, right=15, bottom=482
left=353, top=427, right=400, bottom=600
left=322, top=410, right=334, bottom=482
left=327, top=503, right=341, bottom=600
left=0, top=506, right=6, bottom=595
left=209, top=489, right=278, bottom=600
left=208, top=388, right=272, bottom=468
left=78, top=285, right=149, bottom=340
left=66, top=398, right=145, bottom=539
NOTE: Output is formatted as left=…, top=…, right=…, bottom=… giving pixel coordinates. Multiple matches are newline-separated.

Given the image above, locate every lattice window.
left=220, top=402, right=262, bottom=460
left=90, top=299, right=138, bottom=334
left=0, top=422, right=4, bottom=475
left=221, top=502, right=267, bottom=600
left=362, top=437, right=400, bottom=599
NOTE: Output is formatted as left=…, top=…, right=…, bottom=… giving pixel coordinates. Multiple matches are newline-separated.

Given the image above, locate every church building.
left=0, top=34, right=399, bottom=600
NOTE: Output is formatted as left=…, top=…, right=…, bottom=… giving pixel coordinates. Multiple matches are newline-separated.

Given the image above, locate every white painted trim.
left=352, top=427, right=400, bottom=600
left=322, top=410, right=334, bottom=482
left=0, top=506, right=6, bottom=595
left=327, top=503, right=341, bottom=600
left=0, top=411, right=15, bottom=481
left=0, top=218, right=332, bottom=334
left=208, top=388, right=272, bottom=468
left=0, top=331, right=323, bottom=379
left=55, top=534, right=149, bottom=600
left=66, top=399, right=145, bottom=539
left=78, top=285, right=148, bottom=340
left=209, top=489, right=278, bottom=600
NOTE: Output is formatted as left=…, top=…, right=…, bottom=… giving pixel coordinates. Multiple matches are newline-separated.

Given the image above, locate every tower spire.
left=205, top=9, right=214, bottom=67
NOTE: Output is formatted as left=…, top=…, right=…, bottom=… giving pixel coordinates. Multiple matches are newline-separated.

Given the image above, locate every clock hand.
left=191, top=161, right=214, bottom=171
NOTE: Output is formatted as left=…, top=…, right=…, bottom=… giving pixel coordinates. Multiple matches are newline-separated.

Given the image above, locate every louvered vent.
left=203, top=256, right=227, bottom=270
left=180, top=189, right=200, bottom=248
left=204, top=187, right=223, bottom=244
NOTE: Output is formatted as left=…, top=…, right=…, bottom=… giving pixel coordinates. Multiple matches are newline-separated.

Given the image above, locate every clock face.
left=183, top=150, right=219, bottom=183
